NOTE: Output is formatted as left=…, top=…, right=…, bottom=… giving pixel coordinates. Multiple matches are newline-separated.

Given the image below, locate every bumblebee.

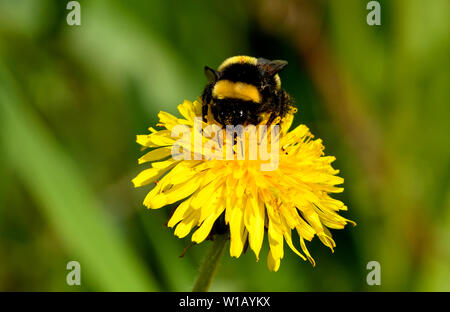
left=202, top=55, right=295, bottom=126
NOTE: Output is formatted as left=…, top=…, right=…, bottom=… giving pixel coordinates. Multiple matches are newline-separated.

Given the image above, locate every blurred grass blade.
left=0, top=66, right=157, bottom=291
left=140, top=211, right=196, bottom=291
left=66, top=0, right=197, bottom=115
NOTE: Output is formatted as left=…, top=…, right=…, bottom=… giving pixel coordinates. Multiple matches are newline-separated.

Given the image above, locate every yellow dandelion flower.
left=133, top=99, right=355, bottom=271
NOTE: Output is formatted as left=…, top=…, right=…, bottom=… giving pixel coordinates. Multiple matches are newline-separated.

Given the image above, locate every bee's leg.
left=201, top=83, right=214, bottom=122
left=202, top=104, right=208, bottom=122
left=266, top=113, right=275, bottom=126
left=279, top=90, right=293, bottom=118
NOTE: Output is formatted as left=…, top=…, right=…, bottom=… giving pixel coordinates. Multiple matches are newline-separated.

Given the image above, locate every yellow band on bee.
left=212, top=80, right=262, bottom=103
left=218, top=55, right=257, bottom=72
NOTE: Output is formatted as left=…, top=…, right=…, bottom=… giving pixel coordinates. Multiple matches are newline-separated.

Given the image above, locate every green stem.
left=192, top=234, right=228, bottom=292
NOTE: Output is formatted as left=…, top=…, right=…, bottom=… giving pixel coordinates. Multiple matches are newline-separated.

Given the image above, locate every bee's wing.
left=257, top=58, right=288, bottom=76
left=204, top=66, right=219, bottom=82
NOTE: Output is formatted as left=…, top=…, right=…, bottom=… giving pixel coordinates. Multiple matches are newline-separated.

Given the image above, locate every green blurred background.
left=0, top=0, right=448, bottom=291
